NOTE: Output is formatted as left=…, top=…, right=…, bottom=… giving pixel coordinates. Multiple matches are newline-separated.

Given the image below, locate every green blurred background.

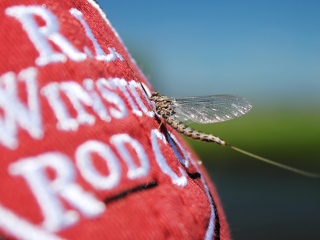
left=101, top=1, right=320, bottom=239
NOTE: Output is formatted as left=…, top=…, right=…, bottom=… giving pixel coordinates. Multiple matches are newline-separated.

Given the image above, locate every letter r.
left=9, top=152, right=105, bottom=232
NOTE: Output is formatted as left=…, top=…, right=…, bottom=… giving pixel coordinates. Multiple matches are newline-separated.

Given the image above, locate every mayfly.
left=147, top=90, right=319, bottom=178
left=123, top=60, right=318, bottom=178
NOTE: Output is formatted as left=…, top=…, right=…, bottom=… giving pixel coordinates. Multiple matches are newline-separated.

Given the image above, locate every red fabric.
left=0, top=1, right=230, bottom=239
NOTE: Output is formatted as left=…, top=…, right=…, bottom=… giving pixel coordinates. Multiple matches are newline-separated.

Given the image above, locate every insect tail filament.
left=230, top=146, right=320, bottom=178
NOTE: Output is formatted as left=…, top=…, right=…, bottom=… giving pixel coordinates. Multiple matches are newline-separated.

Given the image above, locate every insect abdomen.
left=166, top=116, right=227, bottom=146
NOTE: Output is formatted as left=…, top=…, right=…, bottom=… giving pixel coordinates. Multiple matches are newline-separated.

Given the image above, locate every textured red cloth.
left=0, top=1, right=230, bottom=239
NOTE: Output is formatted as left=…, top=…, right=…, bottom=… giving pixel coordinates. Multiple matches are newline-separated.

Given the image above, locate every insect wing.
left=171, top=95, right=252, bottom=124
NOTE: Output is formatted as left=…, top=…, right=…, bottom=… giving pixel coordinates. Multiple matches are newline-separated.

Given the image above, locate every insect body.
left=148, top=91, right=319, bottom=178
left=149, top=91, right=252, bottom=145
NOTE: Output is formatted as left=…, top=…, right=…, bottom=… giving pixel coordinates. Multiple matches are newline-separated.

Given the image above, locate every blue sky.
left=100, top=1, right=320, bottom=108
